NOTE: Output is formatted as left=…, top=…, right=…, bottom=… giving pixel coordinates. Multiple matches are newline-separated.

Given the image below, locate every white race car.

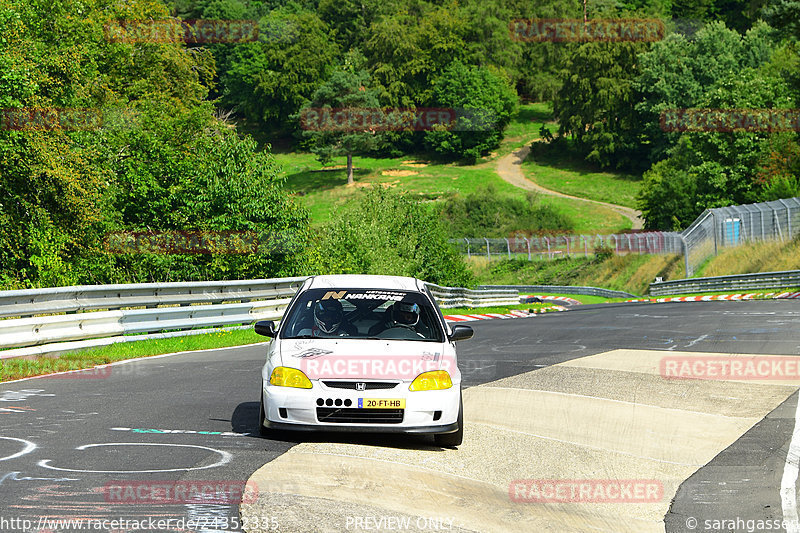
left=254, top=274, right=473, bottom=447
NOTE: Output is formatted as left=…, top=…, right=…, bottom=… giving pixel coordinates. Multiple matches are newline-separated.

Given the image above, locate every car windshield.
left=280, top=288, right=444, bottom=342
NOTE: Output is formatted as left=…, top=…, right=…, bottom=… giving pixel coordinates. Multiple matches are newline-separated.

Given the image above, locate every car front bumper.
left=262, top=382, right=461, bottom=435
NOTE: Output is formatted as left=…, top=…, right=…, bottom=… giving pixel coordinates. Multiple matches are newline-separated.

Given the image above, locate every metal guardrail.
left=0, top=278, right=307, bottom=360
left=426, top=283, right=520, bottom=308
left=0, top=278, right=307, bottom=319
left=0, top=278, right=519, bottom=360
left=649, top=270, right=800, bottom=296
left=478, top=285, right=636, bottom=299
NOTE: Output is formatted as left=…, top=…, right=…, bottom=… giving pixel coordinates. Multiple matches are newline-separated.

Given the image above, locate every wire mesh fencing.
left=681, top=198, right=800, bottom=275
left=450, top=232, right=684, bottom=261
left=451, top=197, right=800, bottom=277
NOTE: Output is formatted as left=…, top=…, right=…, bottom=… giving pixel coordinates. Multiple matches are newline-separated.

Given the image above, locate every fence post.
left=464, top=238, right=470, bottom=259
left=545, top=237, right=551, bottom=259
left=583, top=236, right=588, bottom=257
left=525, top=238, right=531, bottom=261
left=505, top=238, right=511, bottom=259
left=680, top=234, right=691, bottom=276
left=484, top=238, right=490, bottom=260
left=565, top=235, right=570, bottom=257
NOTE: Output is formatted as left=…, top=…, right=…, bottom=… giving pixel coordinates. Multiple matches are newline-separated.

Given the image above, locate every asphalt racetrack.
left=2, top=300, right=800, bottom=532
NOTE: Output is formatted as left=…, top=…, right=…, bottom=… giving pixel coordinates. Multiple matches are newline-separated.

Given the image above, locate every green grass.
left=522, top=150, right=642, bottom=208
left=485, top=102, right=558, bottom=160
left=0, top=328, right=266, bottom=382
left=272, top=102, right=636, bottom=234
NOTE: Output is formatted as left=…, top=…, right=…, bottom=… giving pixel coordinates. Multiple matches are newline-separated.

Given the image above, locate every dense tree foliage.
left=0, top=0, right=310, bottom=287
left=312, top=187, right=474, bottom=287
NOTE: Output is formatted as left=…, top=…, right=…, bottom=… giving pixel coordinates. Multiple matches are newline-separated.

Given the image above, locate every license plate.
left=358, top=398, right=405, bottom=409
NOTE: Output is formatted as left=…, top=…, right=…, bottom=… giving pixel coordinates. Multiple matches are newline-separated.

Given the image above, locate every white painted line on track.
left=781, top=393, right=800, bottom=533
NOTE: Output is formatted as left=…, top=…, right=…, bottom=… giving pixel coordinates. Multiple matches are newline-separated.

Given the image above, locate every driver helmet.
left=392, top=301, right=420, bottom=327
left=313, top=299, right=343, bottom=333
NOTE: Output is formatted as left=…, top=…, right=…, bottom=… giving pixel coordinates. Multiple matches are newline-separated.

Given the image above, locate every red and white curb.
left=443, top=306, right=567, bottom=323
left=521, top=294, right=582, bottom=306
left=625, top=291, right=800, bottom=303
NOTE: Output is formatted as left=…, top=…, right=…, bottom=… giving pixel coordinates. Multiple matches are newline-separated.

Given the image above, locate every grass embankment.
left=522, top=147, right=642, bottom=209
left=695, top=238, right=800, bottom=277
left=469, top=254, right=685, bottom=296
left=0, top=329, right=265, bottom=383
left=274, top=103, right=634, bottom=234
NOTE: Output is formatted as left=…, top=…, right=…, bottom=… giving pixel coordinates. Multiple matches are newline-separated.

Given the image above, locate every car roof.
left=305, top=274, right=424, bottom=292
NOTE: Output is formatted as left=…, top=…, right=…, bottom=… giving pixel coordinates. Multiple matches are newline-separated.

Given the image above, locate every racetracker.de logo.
left=298, top=355, right=456, bottom=380
left=104, top=19, right=260, bottom=44
left=660, top=355, right=800, bottom=381
left=660, top=108, right=800, bottom=132
left=509, top=479, right=663, bottom=503
left=45, top=366, right=112, bottom=380
left=102, top=480, right=258, bottom=504
left=0, top=108, right=103, bottom=131
left=104, top=231, right=259, bottom=255
left=509, top=18, right=665, bottom=42
left=298, top=107, right=498, bottom=132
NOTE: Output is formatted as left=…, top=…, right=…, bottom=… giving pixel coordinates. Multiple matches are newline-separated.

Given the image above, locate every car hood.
left=276, top=338, right=454, bottom=381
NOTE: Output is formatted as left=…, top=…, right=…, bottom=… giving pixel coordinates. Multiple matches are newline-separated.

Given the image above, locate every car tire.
left=258, top=390, right=270, bottom=438
left=434, top=392, right=463, bottom=448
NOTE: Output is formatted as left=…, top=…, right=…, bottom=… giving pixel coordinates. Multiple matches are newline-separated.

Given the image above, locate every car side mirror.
left=254, top=320, right=276, bottom=338
left=449, top=325, right=473, bottom=342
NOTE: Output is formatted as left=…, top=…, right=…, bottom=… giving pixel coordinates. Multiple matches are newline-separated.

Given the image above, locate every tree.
left=220, top=9, right=339, bottom=128
left=296, top=52, right=384, bottom=185
left=424, top=61, right=518, bottom=162
left=313, top=187, right=473, bottom=287
left=553, top=40, right=651, bottom=170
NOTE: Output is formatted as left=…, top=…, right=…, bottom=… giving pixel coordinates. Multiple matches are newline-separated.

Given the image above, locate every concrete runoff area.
left=241, top=349, right=800, bottom=532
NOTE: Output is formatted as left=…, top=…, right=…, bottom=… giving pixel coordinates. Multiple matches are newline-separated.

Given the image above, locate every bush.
left=311, top=187, right=473, bottom=286
left=437, top=185, right=572, bottom=238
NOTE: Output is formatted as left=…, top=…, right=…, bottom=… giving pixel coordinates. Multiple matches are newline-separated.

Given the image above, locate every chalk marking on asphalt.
left=781, top=393, right=800, bottom=533
left=685, top=334, right=710, bottom=348
left=0, top=437, right=37, bottom=462
left=37, top=442, right=233, bottom=473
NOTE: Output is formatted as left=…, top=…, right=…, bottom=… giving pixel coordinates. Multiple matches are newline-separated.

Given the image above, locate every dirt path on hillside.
left=496, top=143, right=644, bottom=230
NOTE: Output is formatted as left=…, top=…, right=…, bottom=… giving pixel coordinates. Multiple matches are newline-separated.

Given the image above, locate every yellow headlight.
left=409, top=370, right=453, bottom=391
left=269, top=367, right=313, bottom=389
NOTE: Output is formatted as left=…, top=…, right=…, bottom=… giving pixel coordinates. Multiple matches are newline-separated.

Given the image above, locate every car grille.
left=322, top=381, right=398, bottom=390
left=316, top=407, right=404, bottom=424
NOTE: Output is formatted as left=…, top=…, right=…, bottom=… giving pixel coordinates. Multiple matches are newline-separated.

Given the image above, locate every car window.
left=280, top=288, right=444, bottom=342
